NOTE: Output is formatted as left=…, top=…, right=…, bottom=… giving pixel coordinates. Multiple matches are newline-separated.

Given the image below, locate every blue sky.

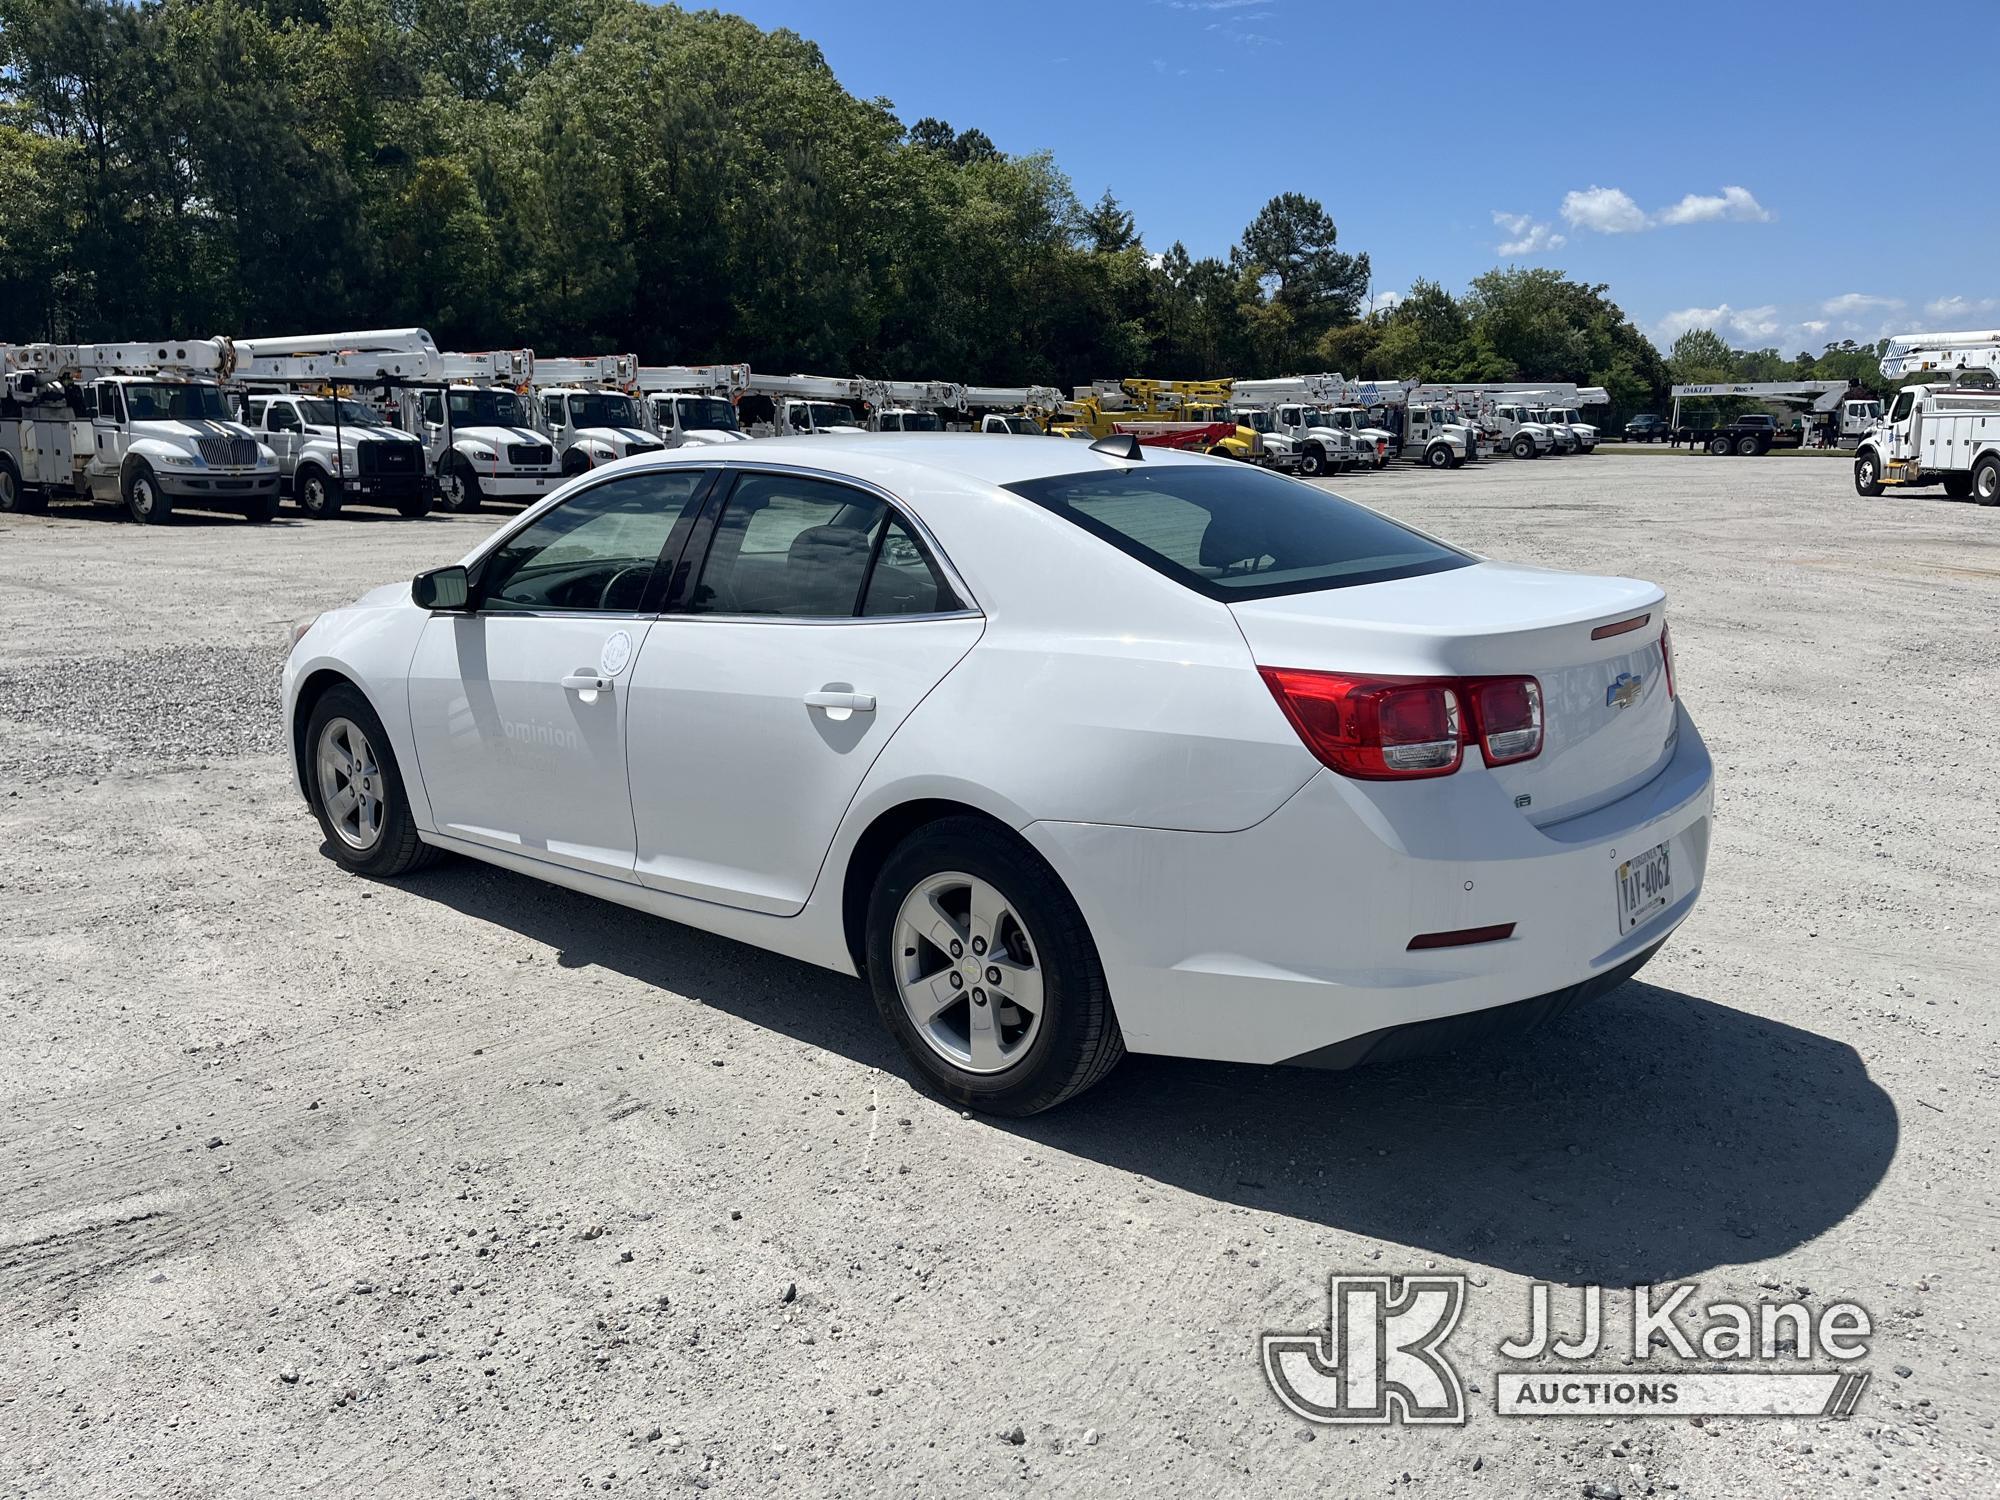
left=716, top=0, right=1999, bottom=356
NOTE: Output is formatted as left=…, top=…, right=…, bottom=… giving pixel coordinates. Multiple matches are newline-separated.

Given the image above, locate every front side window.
left=479, top=471, right=707, bottom=614
left=1889, top=391, right=1914, bottom=423
left=689, top=473, right=961, bottom=619
left=1005, top=463, right=1471, bottom=602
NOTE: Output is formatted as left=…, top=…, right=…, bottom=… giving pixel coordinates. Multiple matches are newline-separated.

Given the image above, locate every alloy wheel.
left=893, top=871, right=1045, bottom=1075
left=316, top=716, right=385, bottom=851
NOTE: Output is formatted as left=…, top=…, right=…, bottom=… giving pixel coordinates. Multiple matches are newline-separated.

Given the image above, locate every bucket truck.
left=1853, top=331, right=2000, bottom=503
left=1053, top=380, right=1262, bottom=461
left=231, top=328, right=438, bottom=517
left=1668, top=380, right=1853, bottom=455
left=963, top=386, right=1061, bottom=434
left=636, top=364, right=752, bottom=448
left=1226, top=378, right=1370, bottom=475
left=864, top=380, right=961, bottom=432
left=400, top=350, right=561, bottom=512
left=533, top=354, right=665, bottom=474
left=741, top=374, right=867, bottom=436
left=0, top=339, right=281, bottom=523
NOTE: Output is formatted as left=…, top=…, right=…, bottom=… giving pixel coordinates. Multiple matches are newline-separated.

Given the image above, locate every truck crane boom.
left=533, top=354, right=638, bottom=390
left=636, top=364, right=751, bottom=397
left=1880, top=330, right=2000, bottom=382
left=5, top=338, right=235, bottom=382
left=232, top=328, right=442, bottom=385
left=440, top=350, right=536, bottom=386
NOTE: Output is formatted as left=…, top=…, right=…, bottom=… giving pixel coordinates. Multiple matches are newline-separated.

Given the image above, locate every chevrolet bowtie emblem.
left=1606, top=672, right=1643, bottom=710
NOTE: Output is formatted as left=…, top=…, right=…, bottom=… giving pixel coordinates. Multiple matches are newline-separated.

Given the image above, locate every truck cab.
left=646, top=392, right=751, bottom=448
left=1491, top=401, right=1557, bottom=458
left=980, top=412, right=1047, bottom=435
left=242, top=391, right=430, bottom=516
left=1402, top=403, right=1479, bottom=468
left=539, top=387, right=664, bottom=474
left=1538, top=404, right=1598, bottom=452
left=777, top=399, right=864, bottom=436
left=408, top=384, right=561, bottom=512
left=1319, top=405, right=1397, bottom=466
left=1268, top=404, right=1360, bottom=476
left=870, top=407, right=945, bottom=432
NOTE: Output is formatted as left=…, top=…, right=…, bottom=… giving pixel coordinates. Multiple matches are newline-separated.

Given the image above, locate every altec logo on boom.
left=1263, top=1276, right=1874, bottom=1426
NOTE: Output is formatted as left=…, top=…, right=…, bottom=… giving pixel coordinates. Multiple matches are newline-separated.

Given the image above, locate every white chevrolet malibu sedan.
left=284, top=435, right=1712, bottom=1115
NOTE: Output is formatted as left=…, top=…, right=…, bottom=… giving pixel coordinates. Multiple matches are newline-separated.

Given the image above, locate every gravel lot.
left=3, top=456, right=1995, bottom=1498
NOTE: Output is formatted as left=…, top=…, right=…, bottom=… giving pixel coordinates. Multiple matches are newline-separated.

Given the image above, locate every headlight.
left=467, top=447, right=497, bottom=462
left=287, top=615, right=322, bottom=650
left=160, top=451, right=202, bottom=467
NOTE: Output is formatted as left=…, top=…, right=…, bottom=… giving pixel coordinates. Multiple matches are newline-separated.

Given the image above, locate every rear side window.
left=1004, top=463, right=1471, bottom=601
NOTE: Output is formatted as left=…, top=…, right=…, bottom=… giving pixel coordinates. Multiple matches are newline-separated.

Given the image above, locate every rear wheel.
left=1735, top=435, right=1760, bottom=457
left=123, top=463, right=173, bottom=524
left=297, top=466, right=342, bottom=518
left=305, top=684, right=436, bottom=878
left=866, top=818, right=1123, bottom=1116
left=1853, top=451, right=1884, bottom=498
left=0, top=455, right=45, bottom=513
left=435, top=456, right=482, bottom=514
left=1708, top=436, right=1732, bottom=456
left=1973, top=455, right=2000, bottom=506
left=1942, top=472, right=1974, bottom=499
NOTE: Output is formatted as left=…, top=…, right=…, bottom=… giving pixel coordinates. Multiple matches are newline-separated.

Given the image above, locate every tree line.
left=0, top=0, right=1818, bottom=421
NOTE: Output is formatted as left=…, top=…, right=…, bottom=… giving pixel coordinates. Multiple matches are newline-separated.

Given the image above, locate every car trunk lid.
left=1229, top=560, right=1677, bottom=825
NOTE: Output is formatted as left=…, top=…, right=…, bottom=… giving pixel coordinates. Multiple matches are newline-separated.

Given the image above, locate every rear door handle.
left=803, top=689, right=875, bottom=713
left=561, top=672, right=612, bottom=693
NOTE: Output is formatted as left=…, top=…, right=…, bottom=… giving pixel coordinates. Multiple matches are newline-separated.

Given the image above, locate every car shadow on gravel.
left=401, top=857, right=1896, bottom=1287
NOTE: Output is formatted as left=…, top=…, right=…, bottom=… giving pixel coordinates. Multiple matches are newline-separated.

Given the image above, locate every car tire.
left=0, top=455, right=45, bottom=513
left=1299, top=447, right=1326, bottom=477
left=1511, top=435, right=1535, bottom=459
left=1707, top=436, right=1731, bottom=456
left=1735, top=435, right=1760, bottom=457
left=436, top=456, right=483, bottom=514
left=244, top=489, right=281, bottom=523
left=304, top=682, right=437, bottom=879
left=297, top=465, right=343, bottom=518
left=1973, top=455, right=2000, bottom=506
left=396, top=490, right=434, bottom=518
left=123, top=462, right=173, bottom=524
left=1425, top=443, right=1452, bottom=470
left=865, top=817, right=1124, bottom=1117
left=1941, top=472, right=1974, bottom=499
left=561, top=449, right=591, bottom=477
left=1853, top=451, right=1884, bottom=498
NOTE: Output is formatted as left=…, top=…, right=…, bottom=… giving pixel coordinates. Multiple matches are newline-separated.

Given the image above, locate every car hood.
left=137, top=418, right=257, bottom=441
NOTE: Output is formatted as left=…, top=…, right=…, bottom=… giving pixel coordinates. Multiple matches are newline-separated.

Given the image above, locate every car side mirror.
left=413, top=565, right=471, bottom=612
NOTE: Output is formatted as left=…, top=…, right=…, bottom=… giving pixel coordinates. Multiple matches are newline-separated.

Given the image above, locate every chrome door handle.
left=803, top=689, right=875, bottom=713
left=561, top=672, right=612, bottom=693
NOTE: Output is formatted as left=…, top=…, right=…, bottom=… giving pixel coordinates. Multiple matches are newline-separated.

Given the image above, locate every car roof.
left=632, top=432, right=1211, bottom=489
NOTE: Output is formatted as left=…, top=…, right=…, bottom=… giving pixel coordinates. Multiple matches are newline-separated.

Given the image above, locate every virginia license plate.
left=1616, top=840, right=1673, bottom=934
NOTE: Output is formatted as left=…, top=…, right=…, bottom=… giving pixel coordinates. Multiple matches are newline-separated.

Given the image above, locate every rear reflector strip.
left=1590, top=613, right=1652, bottom=640
left=1407, top=923, right=1517, bottom=951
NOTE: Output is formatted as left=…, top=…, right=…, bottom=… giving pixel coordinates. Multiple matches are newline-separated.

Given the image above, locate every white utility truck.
left=1231, top=375, right=1391, bottom=468
left=232, top=328, right=437, bottom=517
left=0, top=339, right=281, bottom=522
left=403, top=350, right=561, bottom=512
left=864, top=381, right=961, bottom=432
left=741, top=373, right=867, bottom=436
left=963, top=384, right=1061, bottom=433
left=1228, top=377, right=1368, bottom=475
left=534, top=355, right=664, bottom=473
left=636, top=364, right=752, bottom=448
left=1854, top=331, right=2000, bottom=503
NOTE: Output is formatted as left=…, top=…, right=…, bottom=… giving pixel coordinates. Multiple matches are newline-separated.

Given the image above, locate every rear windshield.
left=1004, top=463, right=1471, bottom=600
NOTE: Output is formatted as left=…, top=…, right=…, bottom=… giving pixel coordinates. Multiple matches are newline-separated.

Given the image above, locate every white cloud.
left=1561, top=185, right=1649, bottom=234
left=1800, top=319, right=1829, bottom=335
left=1924, top=295, right=2000, bottom=321
left=1371, top=289, right=1402, bottom=314
left=1655, top=185, right=1771, bottom=226
left=1655, top=303, right=1784, bottom=345
left=1821, top=292, right=1904, bottom=316
left=1491, top=210, right=1566, bottom=256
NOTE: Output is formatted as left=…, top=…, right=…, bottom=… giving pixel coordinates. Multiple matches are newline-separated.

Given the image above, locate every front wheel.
left=1425, top=443, right=1453, bottom=470
left=1299, top=447, right=1327, bottom=477
left=305, top=684, right=436, bottom=878
left=297, top=466, right=342, bottom=518
left=395, top=490, right=433, bottom=518
left=1973, top=455, right=2000, bottom=506
left=244, top=489, right=281, bottom=523
left=123, top=463, right=173, bottom=524
left=435, top=457, right=483, bottom=514
left=866, top=818, right=1123, bottom=1116
left=1511, top=435, right=1535, bottom=459
left=0, top=456, right=45, bottom=514
left=1853, top=452, right=1884, bottom=498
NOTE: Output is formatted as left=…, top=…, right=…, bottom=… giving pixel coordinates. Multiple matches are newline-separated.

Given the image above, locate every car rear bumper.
left=1025, top=702, right=1713, bottom=1067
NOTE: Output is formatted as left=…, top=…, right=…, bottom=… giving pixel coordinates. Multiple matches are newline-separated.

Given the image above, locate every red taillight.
left=1468, top=676, right=1543, bottom=765
left=1257, top=668, right=1463, bottom=779
left=1660, top=621, right=1676, bottom=699
left=1259, top=667, right=1548, bottom=780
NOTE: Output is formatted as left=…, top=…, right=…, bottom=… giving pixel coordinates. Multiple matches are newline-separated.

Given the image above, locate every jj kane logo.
left=1263, top=1276, right=1873, bottom=1426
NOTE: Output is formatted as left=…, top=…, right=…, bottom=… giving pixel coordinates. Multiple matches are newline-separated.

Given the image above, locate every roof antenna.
left=1090, top=433, right=1143, bottom=460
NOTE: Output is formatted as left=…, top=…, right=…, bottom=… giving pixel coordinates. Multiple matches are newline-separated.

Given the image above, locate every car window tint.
left=861, top=516, right=961, bottom=616
left=689, top=473, right=887, bottom=617
left=1005, top=462, right=1471, bottom=601
left=480, top=470, right=706, bottom=614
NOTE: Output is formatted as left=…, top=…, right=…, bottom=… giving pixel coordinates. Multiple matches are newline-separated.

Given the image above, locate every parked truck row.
left=1, top=326, right=1610, bottom=524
